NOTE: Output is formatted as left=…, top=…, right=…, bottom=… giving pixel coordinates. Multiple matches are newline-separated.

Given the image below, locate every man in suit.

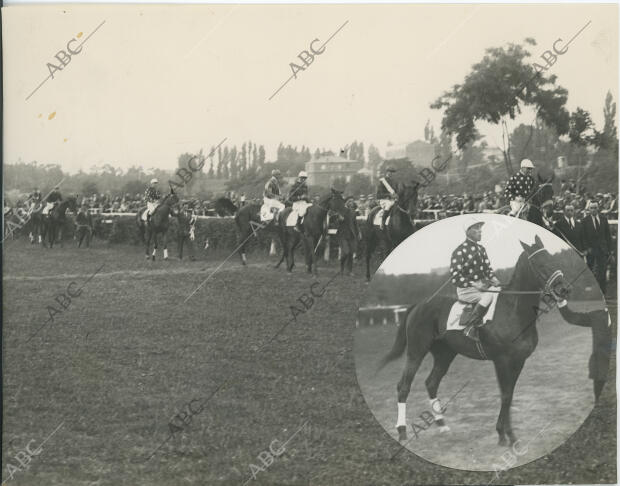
left=582, top=202, right=612, bottom=294
left=553, top=204, right=584, bottom=255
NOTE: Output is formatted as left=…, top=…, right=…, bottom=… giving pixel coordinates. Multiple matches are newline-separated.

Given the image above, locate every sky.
left=380, top=213, right=571, bottom=275
left=3, top=3, right=618, bottom=174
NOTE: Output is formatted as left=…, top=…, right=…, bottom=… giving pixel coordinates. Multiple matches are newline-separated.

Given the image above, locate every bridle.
left=527, top=247, right=565, bottom=299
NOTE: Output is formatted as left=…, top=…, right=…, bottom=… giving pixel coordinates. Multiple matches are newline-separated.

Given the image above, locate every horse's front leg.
left=152, top=233, right=158, bottom=261
left=493, top=358, right=525, bottom=446
left=163, top=231, right=169, bottom=260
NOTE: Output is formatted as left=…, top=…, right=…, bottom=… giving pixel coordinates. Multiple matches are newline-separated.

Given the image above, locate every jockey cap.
left=463, top=216, right=484, bottom=233
left=520, top=159, right=535, bottom=169
left=298, top=171, right=308, bottom=178
left=150, top=178, right=159, bottom=184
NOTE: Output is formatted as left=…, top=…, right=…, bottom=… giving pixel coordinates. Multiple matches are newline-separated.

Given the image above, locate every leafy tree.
left=347, top=173, right=373, bottom=196
left=431, top=38, right=570, bottom=174
left=258, top=145, right=266, bottom=166
left=82, top=181, right=99, bottom=196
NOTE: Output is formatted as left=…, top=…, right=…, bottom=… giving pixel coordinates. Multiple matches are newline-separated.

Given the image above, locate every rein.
left=488, top=250, right=564, bottom=297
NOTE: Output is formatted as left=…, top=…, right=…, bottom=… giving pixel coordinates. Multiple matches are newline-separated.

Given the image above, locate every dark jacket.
left=582, top=214, right=612, bottom=254
left=553, top=216, right=585, bottom=252
left=288, top=180, right=309, bottom=202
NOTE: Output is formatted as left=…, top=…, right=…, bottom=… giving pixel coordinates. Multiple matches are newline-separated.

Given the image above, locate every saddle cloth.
left=285, top=202, right=312, bottom=227
left=260, top=205, right=274, bottom=222
left=373, top=209, right=390, bottom=227
left=445, top=293, right=499, bottom=331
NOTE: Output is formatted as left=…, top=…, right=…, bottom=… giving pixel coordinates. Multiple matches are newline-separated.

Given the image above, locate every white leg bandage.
left=396, top=402, right=407, bottom=427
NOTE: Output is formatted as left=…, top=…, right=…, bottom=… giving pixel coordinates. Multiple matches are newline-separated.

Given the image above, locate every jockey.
left=42, top=185, right=62, bottom=215
left=505, top=159, right=536, bottom=217
left=144, top=178, right=162, bottom=223
left=450, top=218, right=501, bottom=341
left=289, top=170, right=310, bottom=232
left=263, top=169, right=285, bottom=220
left=29, top=187, right=42, bottom=211
left=377, top=167, right=398, bottom=229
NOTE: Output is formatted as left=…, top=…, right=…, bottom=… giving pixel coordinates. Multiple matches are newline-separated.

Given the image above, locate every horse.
left=28, top=205, right=45, bottom=244
left=275, top=191, right=348, bottom=275
left=364, top=182, right=419, bottom=280
left=136, top=191, right=179, bottom=261
left=42, top=197, right=78, bottom=248
left=525, top=173, right=555, bottom=228
left=377, top=235, right=571, bottom=446
left=234, top=200, right=281, bottom=265
left=335, top=203, right=361, bottom=276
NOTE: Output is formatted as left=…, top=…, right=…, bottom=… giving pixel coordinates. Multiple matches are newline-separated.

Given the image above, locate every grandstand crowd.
left=3, top=181, right=618, bottom=222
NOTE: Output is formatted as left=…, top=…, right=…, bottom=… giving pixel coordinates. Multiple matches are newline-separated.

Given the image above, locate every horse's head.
left=520, top=234, right=570, bottom=300
left=162, top=191, right=179, bottom=208
left=533, top=173, right=555, bottom=209
left=321, top=190, right=347, bottom=216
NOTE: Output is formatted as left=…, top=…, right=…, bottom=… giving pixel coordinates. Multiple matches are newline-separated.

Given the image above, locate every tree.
left=258, top=145, right=266, bottom=166
left=595, top=91, right=618, bottom=152
left=347, top=173, right=373, bottom=196
left=82, top=181, right=99, bottom=196
left=431, top=38, right=570, bottom=174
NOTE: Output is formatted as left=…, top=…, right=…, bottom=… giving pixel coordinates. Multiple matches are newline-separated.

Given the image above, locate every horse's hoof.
left=397, top=426, right=407, bottom=442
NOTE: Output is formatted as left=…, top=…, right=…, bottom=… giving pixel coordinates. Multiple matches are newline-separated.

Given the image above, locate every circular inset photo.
left=355, top=214, right=611, bottom=472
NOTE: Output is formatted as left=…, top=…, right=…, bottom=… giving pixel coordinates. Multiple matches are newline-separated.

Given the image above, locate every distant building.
left=305, top=154, right=363, bottom=187
left=385, top=140, right=435, bottom=167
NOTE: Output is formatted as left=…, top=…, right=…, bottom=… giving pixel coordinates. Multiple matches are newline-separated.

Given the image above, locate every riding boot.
left=463, top=303, right=489, bottom=342
left=295, top=216, right=303, bottom=233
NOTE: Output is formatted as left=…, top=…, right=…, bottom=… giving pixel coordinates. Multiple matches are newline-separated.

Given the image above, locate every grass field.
left=1, top=239, right=617, bottom=485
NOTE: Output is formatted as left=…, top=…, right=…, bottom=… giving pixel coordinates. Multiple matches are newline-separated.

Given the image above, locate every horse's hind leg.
left=396, top=311, right=435, bottom=441
left=425, top=341, right=457, bottom=432
left=493, top=358, right=525, bottom=446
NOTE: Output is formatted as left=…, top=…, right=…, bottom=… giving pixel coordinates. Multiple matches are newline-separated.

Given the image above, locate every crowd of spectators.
left=4, top=183, right=618, bottom=223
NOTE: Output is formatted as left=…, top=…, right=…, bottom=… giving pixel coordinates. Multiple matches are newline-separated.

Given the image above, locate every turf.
left=1, top=240, right=616, bottom=485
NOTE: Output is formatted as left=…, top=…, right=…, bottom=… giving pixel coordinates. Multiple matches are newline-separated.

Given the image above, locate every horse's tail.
left=376, top=303, right=417, bottom=373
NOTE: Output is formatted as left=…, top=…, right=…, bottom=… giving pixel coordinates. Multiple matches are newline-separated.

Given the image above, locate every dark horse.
left=136, top=191, right=179, bottom=260
left=275, top=191, right=347, bottom=275
left=365, top=182, right=419, bottom=280
left=525, top=173, right=555, bottom=227
left=378, top=235, right=571, bottom=446
left=42, top=197, right=78, bottom=248
left=234, top=200, right=281, bottom=266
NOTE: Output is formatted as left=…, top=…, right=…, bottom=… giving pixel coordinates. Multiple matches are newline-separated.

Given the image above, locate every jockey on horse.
left=505, top=159, right=537, bottom=217
left=376, top=167, right=399, bottom=229
left=288, top=170, right=311, bottom=232
left=144, top=178, right=162, bottom=224
left=42, top=185, right=62, bottom=216
left=29, top=187, right=43, bottom=212
left=261, top=169, right=285, bottom=223
left=450, top=218, right=501, bottom=341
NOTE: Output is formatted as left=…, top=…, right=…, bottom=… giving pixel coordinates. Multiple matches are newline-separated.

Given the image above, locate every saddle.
left=444, top=295, right=499, bottom=333
left=260, top=204, right=279, bottom=223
